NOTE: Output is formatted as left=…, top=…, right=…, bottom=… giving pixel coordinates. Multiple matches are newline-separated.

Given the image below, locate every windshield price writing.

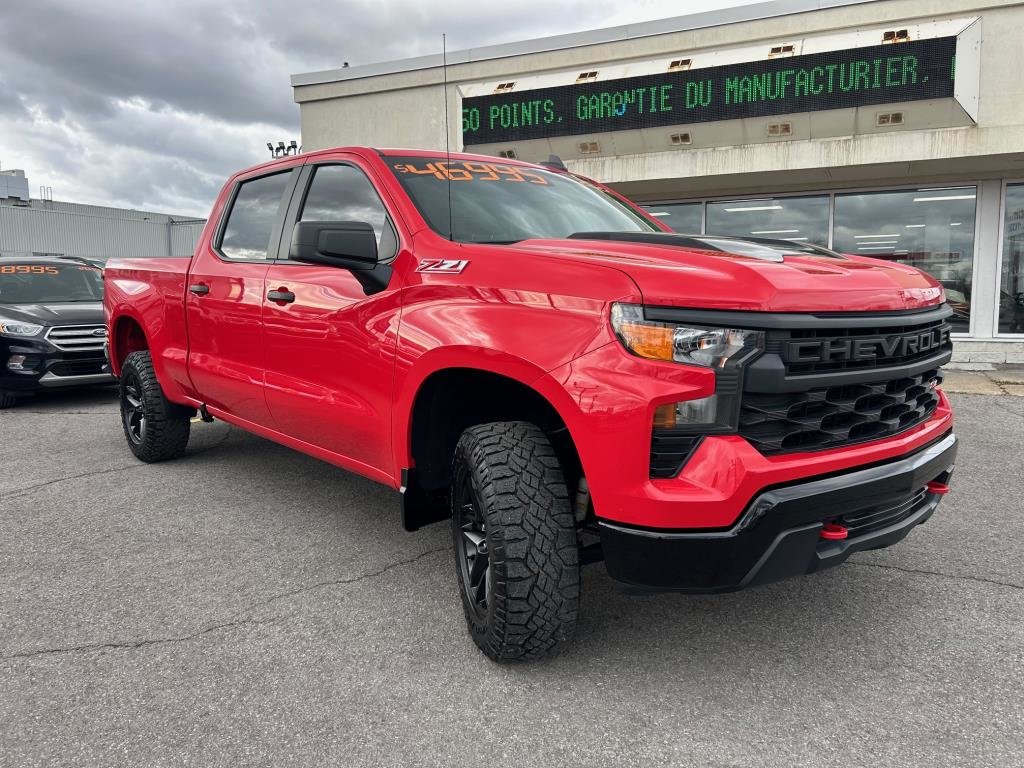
left=393, top=161, right=549, bottom=184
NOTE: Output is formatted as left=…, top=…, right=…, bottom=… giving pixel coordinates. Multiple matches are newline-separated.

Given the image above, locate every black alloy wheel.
left=121, top=369, right=146, bottom=445
left=455, top=477, right=491, bottom=620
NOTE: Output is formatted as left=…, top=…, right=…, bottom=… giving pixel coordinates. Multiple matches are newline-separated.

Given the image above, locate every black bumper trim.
left=598, top=432, right=957, bottom=593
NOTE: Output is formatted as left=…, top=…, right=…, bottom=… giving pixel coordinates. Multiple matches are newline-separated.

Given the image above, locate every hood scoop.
left=569, top=231, right=798, bottom=263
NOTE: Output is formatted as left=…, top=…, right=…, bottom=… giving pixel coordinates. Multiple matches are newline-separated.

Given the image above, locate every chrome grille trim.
left=45, top=324, right=107, bottom=351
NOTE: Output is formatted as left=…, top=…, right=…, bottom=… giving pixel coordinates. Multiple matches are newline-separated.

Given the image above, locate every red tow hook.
left=926, top=481, right=951, bottom=495
left=820, top=522, right=849, bottom=541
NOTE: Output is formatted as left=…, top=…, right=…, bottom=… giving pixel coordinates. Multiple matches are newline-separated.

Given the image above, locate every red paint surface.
left=105, top=147, right=953, bottom=530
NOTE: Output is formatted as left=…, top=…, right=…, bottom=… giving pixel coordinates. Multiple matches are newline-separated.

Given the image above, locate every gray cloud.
left=0, top=0, right=747, bottom=217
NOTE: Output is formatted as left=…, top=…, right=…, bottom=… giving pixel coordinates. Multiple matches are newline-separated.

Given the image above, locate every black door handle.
left=267, top=289, right=296, bottom=304
left=189, top=283, right=210, bottom=296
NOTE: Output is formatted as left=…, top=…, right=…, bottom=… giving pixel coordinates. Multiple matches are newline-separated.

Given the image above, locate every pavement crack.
left=989, top=398, right=1024, bottom=420
left=850, top=560, right=1022, bottom=590
left=1, top=614, right=293, bottom=662
left=2, top=465, right=145, bottom=501
left=2, top=428, right=232, bottom=501
left=221, top=546, right=447, bottom=622
left=1, top=547, right=445, bottom=662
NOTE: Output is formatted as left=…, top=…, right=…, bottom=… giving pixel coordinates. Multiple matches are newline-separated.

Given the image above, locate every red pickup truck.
left=104, top=147, right=956, bottom=661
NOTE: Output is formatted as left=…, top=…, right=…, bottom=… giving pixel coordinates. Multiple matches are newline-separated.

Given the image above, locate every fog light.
left=676, top=395, right=718, bottom=424
left=7, top=354, right=27, bottom=371
left=654, top=395, right=719, bottom=428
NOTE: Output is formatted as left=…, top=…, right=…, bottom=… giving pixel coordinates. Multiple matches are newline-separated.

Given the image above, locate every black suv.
left=0, top=256, right=113, bottom=408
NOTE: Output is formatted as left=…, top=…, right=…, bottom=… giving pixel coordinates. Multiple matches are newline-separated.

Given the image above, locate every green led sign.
left=462, top=37, right=957, bottom=145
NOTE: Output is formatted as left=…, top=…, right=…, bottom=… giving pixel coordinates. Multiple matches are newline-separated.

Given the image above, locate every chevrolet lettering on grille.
left=783, top=325, right=951, bottom=364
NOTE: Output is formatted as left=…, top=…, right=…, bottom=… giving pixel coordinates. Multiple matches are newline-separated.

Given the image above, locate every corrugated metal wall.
left=0, top=200, right=206, bottom=261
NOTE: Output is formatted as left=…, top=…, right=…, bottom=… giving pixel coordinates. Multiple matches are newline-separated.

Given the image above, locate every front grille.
left=46, top=324, right=107, bottom=351
left=49, top=359, right=106, bottom=377
left=768, top=317, right=951, bottom=376
left=838, top=489, right=928, bottom=537
left=739, top=369, right=941, bottom=455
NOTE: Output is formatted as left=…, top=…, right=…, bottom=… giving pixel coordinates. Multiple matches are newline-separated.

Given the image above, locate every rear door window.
left=219, top=171, right=293, bottom=260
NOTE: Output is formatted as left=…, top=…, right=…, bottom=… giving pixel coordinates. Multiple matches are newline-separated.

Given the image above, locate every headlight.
left=610, top=304, right=763, bottom=367
left=0, top=317, right=44, bottom=337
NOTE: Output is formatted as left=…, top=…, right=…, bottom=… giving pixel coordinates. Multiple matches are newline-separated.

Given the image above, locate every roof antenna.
left=442, top=33, right=454, bottom=242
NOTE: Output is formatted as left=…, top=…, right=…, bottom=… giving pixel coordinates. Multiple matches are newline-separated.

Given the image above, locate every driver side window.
left=299, top=165, right=398, bottom=260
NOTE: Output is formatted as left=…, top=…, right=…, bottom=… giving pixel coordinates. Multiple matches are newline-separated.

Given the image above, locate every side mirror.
left=289, top=220, right=392, bottom=295
left=289, top=220, right=378, bottom=269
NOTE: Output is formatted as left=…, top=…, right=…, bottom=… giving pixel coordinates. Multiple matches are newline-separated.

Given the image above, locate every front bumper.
left=598, top=431, right=957, bottom=593
left=1, top=337, right=114, bottom=393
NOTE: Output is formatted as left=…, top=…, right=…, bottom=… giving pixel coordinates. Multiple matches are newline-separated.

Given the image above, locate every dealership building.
left=292, top=0, right=1024, bottom=362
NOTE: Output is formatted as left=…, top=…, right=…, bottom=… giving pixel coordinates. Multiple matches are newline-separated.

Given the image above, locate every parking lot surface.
left=1, top=388, right=1022, bottom=767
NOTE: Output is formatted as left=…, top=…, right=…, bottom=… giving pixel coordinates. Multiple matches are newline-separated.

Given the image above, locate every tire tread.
left=120, top=350, right=190, bottom=462
left=453, top=421, right=579, bottom=662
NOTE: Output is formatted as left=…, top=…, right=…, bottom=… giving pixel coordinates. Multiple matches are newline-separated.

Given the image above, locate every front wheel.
left=0, top=391, right=16, bottom=409
left=119, top=350, right=191, bottom=462
left=451, top=421, right=580, bottom=662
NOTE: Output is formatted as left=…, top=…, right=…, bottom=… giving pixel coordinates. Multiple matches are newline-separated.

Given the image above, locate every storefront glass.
left=999, top=183, right=1024, bottom=334
left=833, top=187, right=976, bottom=333
left=706, top=195, right=829, bottom=246
left=642, top=203, right=702, bottom=233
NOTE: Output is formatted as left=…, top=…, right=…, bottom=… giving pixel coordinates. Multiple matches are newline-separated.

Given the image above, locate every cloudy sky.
left=0, top=0, right=756, bottom=217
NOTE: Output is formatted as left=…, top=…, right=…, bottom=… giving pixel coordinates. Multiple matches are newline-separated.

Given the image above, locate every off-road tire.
left=451, top=421, right=580, bottom=662
left=0, top=391, right=16, bottom=409
left=119, top=350, right=190, bottom=462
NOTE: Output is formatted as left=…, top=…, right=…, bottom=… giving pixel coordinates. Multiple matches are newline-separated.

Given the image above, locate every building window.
left=999, top=183, right=1024, bottom=334
left=643, top=203, right=702, bottom=233
left=705, top=195, right=829, bottom=246
left=833, top=186, right=977, bottom=334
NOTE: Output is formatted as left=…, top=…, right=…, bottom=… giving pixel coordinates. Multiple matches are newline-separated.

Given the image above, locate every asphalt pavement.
left=1, top=386, right=1021, bottom=767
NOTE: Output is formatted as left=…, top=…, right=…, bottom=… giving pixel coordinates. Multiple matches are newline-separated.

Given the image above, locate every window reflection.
left=1000, top=184, right=1024, bottom=334
left=833, top=187, right=976, bottom=333
left=220, top=172, right=291, bottom=261
left=300, top=164, right=395, bottom=257
left=642, top=203, right=702, bottom=233
left=706, top=196, right=829, bottom=246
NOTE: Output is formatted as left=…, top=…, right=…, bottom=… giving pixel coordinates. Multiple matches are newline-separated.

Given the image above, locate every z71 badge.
left=417, top=259, right=469, bottom=274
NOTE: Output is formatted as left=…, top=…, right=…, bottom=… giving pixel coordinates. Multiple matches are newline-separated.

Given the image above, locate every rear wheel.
left=451, top=421, right=579, bottom=662
left=119, top=350, right=190, bottom=462
left=0, top=390, right=16, bottom=409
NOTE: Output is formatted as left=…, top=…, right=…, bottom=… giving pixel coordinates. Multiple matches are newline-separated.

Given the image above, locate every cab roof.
left=240, top=146, right=556, bottom=177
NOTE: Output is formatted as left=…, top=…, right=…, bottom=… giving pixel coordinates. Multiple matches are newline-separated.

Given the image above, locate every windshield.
left=388, top=156, right=657, bottom=243
left=0, top=263, right=103, bottom=303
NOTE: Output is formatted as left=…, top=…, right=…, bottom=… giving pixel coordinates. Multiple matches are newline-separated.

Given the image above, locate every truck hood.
left=0, top=301, right=105, bottom=326
left=514, top=237, right=944, bottom=312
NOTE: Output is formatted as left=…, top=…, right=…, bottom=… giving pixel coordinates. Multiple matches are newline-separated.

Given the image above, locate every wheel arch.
left=109, top=312, right=149, bottom=377
left=404, top=363, right=583, bottom=492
